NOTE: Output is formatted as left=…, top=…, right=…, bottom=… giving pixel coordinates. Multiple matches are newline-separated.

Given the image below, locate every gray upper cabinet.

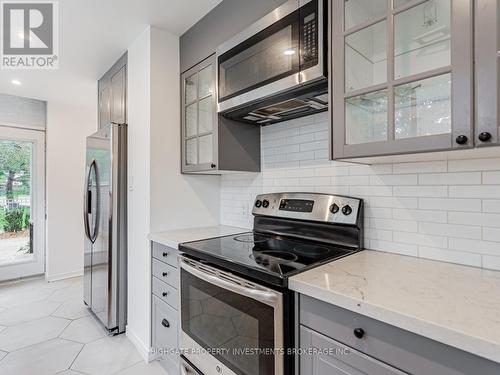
left=98, top=53, right=127, bottom=129
left=182, top=55, right=217, bottom=173
left=181, top=55, right=261, bottom=174
left=331, top=0, right=473, bottom=159
left=475, top=0, right=500, bottom=146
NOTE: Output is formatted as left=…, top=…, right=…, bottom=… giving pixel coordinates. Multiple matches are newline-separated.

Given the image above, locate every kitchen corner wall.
left=127, top=26, right=220, bottom=361
left=221, top=112, right=500, bottom=271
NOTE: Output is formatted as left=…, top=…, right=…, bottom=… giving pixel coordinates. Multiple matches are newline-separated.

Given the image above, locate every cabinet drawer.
left=152, top=276, right=179, bottom=310
left=300, top=325, right=407, bottom=375
left=152, top=242, right=179, bottom=267
left=152, top=296, right=179, bottom=368
left=152, top=259, right=179, bottom=289
left=299, top=294, right=500, bottom=375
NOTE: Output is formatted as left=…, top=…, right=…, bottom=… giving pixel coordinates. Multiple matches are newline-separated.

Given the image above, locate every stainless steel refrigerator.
left=84, top=122, right=127, bottom=333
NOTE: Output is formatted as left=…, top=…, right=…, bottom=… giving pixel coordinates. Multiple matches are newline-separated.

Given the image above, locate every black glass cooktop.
left=179, top=232, right=357, bottom=287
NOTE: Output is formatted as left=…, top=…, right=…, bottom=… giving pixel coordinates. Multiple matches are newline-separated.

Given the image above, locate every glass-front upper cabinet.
left=332, top=0, right=473, bottom=159
left=181, top=55, right=217, bottom=172
left=475, top=0, right=500, bottom=147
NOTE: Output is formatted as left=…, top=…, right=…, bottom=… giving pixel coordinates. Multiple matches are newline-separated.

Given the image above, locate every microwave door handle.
left=180, top=258, right=280, bottom=306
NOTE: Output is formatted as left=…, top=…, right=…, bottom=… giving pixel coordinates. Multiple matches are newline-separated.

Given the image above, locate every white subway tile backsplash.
left=419, top=172, right=481, bottom=185
left=482, top=256, right=500, bottom=271
left=418, top=247, right=482, bottom=267
left=370, top=174, right=417, bottom=186
left=448, top=238, right=500, bottom=256
left=393, top=208, right=447, bottom=223
left=394, top=186, right=448, bottom=198
left=483, top=200, right=500, bottom=213
left=449, top=158, right=500, bottom=172
left=449, top=186, right=500, bottom=199
left=483, top=171, right=500, bottom=184
left=483, top=228, right=500, bottom=242
left=448, top=212, right=500, bottom=228
left=221, top=114, right=500, bottom=269
left=418, top=198, right=481, bottom=212
left=419, top=222, right=481, bottom=240
left=393, top=231, right=448, bottom=248
left=393, top=161, right=447, bottom=174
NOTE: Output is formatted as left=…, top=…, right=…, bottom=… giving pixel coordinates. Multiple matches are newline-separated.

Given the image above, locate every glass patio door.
left=0, top=126, right=45, bottom=281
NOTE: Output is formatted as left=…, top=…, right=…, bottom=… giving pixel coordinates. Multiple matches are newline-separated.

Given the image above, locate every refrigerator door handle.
left=84, top=163, right=92, bottom=241
left=84, top=160, right=100, bottom=244
left=90, top=160, right=100, bottom=243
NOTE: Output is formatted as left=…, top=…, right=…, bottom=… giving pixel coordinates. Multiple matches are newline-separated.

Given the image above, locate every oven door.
left=179, top=257, right=283, bottom=375
left=217, top=0, right=323, bottom=113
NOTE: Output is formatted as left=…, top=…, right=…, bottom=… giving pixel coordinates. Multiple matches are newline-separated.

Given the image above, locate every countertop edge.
left=289, top=278, right=500, bottom=365
left=148, top=225, right=248, bottom=250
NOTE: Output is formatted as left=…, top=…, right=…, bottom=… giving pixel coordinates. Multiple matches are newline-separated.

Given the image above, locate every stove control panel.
left=252, top=192, right=362, bottom=225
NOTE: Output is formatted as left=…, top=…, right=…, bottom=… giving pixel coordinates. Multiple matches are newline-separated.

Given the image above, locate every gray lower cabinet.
left=331, top=0, right=474, bottom=159
left=151, top=242, right=180, bottom=374
left=181, top=54, right=261, bottom=174
left=300, top=326, right=406, bottom=375
left=299, top=294, right=500, bottom=375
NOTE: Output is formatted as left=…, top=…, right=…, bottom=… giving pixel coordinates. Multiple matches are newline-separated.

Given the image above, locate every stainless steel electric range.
left=178, top=193, right=364, bottom=375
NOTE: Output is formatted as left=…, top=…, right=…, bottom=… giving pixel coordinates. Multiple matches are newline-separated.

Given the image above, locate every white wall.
left=221, top=112, right=500, bottom=271
left=127, top=26, right=220, bottom=361
left=46, top=83, right=97, bottom=281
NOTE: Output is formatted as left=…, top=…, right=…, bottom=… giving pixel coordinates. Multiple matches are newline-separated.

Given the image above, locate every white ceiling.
left=0, top=0, right=222, bottom=102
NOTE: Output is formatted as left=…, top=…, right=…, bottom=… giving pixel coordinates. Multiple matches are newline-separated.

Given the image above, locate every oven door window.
left=218, top=11, right=300, bottom=102
left=181, top=268, right=276, bottom=375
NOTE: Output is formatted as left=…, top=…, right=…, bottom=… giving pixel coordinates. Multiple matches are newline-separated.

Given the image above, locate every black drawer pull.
left=161, top=319, right=170, bottom=328
left=162, top=292, right=168, bottom=297
left=353, top=328, right=365, bottom=339
left=162, top=272, right=168, bottom=277
left=162, top=252, right=168, bottom=257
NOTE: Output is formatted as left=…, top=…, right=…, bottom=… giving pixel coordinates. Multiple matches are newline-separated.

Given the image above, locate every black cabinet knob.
left=330, top=203, right=340, bottom=214
left=162, top=292, right=168, bottom=297
left=478, top=132, right=492, bottom=142
left=161, top=319, right=170, bottom=328
left=455, top=135, right=468, bottom=145
left=342, top=205, right=352, bottom=216
left=162, top=252, right=168, bottom=257
left=353, top=328, right=365, bottom=339
left=211, top=163, right=217, bottom=169
left=162, top=272, right=168, bottom=277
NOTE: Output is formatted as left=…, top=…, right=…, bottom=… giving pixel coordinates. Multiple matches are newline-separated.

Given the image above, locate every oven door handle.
left=180, top=258, right=281, bottom=306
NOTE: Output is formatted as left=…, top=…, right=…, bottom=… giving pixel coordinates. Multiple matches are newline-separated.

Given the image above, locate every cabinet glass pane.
left=186, top=138, right=198, bottom=165
left=345, top=0, right=387, bottom=30
left=198, top=96, right=213, bottom=134
left=198, top=134, right=213, bottom=164
left=199, top=65, right=213, bottom=98
left=346, top=90, right=388, bottom=144
left=394, top=0, right=451, bottom=79
left=394, top=0, right=413, bottom=8
left=185, top=73, right=198, bottom=103
left=345, top=21, right=387, bottom=92
left=395, top=73, right=451, bottom=139
left=185, top=103, right=198, bottom=138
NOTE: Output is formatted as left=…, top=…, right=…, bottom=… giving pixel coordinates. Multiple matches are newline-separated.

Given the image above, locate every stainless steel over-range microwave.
left=216, top=0, right=328, bottom=125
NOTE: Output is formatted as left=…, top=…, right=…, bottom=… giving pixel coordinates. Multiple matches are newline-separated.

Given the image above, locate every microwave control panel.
left=300, top=0, right=319, bottom=68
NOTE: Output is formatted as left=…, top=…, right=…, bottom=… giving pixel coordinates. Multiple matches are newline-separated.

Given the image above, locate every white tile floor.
left=0, top=276, right=168, bottom=375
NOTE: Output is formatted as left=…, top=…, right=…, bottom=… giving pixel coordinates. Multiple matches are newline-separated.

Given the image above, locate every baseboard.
left=126, top=325, right=152, bottom=362
left=46, top=270, right=83, bottom=282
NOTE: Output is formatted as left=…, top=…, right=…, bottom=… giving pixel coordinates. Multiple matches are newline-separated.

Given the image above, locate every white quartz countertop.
left=289, top=250, right=500, bottom=364
left=148, top=225, right=248, bottom=249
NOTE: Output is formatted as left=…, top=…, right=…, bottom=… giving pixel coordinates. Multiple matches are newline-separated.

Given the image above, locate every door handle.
left=161, top=319, right=170, bottom=328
